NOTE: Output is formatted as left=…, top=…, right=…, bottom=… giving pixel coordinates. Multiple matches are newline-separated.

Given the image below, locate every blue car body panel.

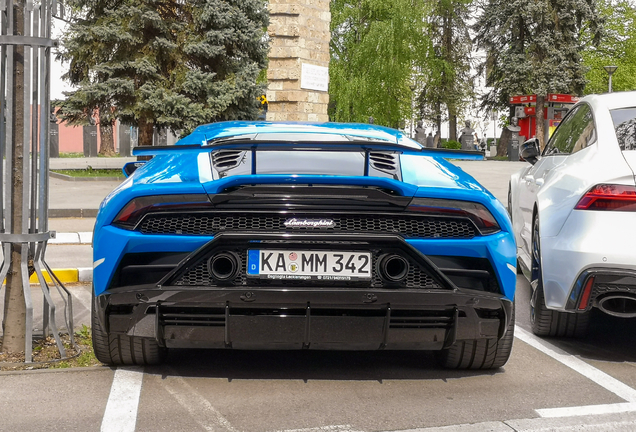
left=94, top=122, right=515, bottom=302
left=92, top=121, right=516, bottom=369
left=175, top=121, right=415, bottom=146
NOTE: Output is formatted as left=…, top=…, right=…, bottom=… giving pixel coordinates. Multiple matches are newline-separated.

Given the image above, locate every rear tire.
left=91, top=290, right=166, bottom=365
left=530, top=217, right=589, bottom=337
left=437, top=302, right=515, bottom=370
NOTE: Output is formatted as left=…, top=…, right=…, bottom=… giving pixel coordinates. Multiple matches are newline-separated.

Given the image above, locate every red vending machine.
left=509, top=94, right=578, bottom=143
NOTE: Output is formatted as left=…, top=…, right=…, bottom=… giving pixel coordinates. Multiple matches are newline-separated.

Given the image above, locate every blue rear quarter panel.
left=94, top=122, right=515, bottom=300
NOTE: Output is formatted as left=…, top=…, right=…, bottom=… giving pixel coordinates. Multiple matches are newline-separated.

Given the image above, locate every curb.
left=49, top=171, right=125, bottom=182
left=49, top=232, right=93, bottom=244
left=28, top=267, right=92, bottom=284
left=49, top=209, right=98, bottom=218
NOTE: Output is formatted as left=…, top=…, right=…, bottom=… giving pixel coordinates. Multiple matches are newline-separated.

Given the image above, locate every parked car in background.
left=509, top=91, right=636, bottom=337
left=92, top=121, right=516, bottom=369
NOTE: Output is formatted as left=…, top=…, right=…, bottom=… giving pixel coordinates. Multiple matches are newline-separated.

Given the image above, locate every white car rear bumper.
left=540, top=210, right=636, bottom=311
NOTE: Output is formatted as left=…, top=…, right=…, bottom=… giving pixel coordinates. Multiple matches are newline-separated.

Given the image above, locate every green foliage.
left=57, top=0, right=269, bottom=141
left=441, top=140, right=462, bottom=149
left=52, top=325, right=98, bottom=369
left=52, top=169, right=123, bottom=178
left=329, top=0, right=432, bottom=128
left=58, top=152, right=85, bottom=158
left=474, top=0, right=604, bottom=111
left=582, top=0, right=636, bottom=93
left=418, top=0, right=474, bottom=136
left=77, top=324, right=91, bottom=341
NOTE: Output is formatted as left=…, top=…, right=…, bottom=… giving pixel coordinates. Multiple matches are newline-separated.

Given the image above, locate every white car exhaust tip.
left=597, top=295, right=636, bottom=318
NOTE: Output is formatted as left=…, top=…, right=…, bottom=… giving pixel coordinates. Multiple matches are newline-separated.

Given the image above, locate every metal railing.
left=0, top=0, right=73, bottom=363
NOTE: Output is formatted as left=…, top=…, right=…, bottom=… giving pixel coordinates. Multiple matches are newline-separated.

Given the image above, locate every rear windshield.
left=611, top=108, right=636, bottom=150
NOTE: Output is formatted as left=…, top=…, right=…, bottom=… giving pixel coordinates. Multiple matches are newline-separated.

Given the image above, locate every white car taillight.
left=575, top=184, right=636, bottom=211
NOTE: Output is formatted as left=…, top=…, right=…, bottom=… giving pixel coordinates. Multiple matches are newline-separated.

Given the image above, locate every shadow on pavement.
left=146, top=349, right=504, bottom=381
left=542, top=310, right=636, bottom=363
left=516, top=274, right=636, bottom=363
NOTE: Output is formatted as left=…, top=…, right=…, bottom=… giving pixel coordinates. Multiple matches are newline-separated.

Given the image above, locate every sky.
left=51, top=20, right=73, bottom=100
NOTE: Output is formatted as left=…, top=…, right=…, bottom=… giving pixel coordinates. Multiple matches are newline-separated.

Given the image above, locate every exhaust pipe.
left=208, top=252, right=239, bottom=282
left=378, top=254, right=409, bottom=283
left=597, top=295, right=636, bottom=318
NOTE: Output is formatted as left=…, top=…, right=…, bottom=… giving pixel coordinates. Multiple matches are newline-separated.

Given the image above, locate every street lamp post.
left=491, top=110, right=497, bottom=146
left=604, top=65, right=618, bottom=93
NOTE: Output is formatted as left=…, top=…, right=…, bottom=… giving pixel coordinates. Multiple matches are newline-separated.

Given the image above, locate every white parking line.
left=101, top=367, right=144, bottom=432
left=536, top=402, right=636, bottom=418
left=276, top=426, right=362, bottom=432
left=515, top=326, right=636, bottom=417
left=162, top=371, right=240, bottom=432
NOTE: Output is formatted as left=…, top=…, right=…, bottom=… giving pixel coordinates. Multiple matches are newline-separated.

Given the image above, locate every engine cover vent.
left=212, top=150, right=247, bottom=173
left=369, top=152, right=398, bottom=175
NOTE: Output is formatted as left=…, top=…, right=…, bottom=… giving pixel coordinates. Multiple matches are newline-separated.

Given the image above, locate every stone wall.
left=266, top=0, right=330, bottom=122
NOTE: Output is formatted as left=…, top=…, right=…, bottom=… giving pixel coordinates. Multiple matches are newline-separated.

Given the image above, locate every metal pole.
left=604, top=66, right=618, bottom=94
left=0, top=0, right=73, bottom=362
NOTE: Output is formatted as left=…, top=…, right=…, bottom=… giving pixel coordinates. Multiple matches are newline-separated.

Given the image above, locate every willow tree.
left=474, top=0, right=604, bottom=149
left=58, top=0, right=269, bottom=146
left=329, top=0, right=432, bottom=128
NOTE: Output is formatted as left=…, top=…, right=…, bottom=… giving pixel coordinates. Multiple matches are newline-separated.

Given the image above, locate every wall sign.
left=300, top=63, right=329, bottom=92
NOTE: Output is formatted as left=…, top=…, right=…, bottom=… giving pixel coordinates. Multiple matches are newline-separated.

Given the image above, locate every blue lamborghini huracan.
left=92, top=121, right=516, bottom=369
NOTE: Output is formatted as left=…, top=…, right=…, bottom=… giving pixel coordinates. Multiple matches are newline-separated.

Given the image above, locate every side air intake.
left=369, top=152, right=398, bottom=175
left=212, top=150, right=247, bottom=173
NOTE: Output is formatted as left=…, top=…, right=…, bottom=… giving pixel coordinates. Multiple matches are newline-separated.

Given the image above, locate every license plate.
left=247, top=250, right=372, bottom=280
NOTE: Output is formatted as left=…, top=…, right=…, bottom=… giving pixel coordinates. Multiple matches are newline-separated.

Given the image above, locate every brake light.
left=575, top=184, right=636, bottom=211
left=113, top=194, right=212, bottom=229
left=408, top=198, right=500, bottom=234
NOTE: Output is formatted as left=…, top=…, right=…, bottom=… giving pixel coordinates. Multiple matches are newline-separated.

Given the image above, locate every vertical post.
left=38, top=0, right=50, bottom=232
left=266, top=0, right=331, bottom=122
left=0, top=0, right=7, bottom=235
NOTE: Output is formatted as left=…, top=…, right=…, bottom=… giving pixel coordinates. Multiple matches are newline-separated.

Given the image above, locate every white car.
left=509, top=91, right=636, bottom=337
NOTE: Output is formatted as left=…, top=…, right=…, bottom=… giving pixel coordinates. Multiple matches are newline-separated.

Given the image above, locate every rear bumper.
left=95, top=287, right=513, bottom=351
left=541, top=210, right=636, bottom=310
left=565, top=267, right=636, bottom=316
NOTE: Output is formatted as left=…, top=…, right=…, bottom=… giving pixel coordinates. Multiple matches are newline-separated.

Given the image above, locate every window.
left=610, top=108, right=636, bottom=151
left=544, top=104, right=596, bottom=155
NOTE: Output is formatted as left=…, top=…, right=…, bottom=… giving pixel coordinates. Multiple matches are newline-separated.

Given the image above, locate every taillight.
left=408, top=198, right=501, bottom=234
left=113, top=194, right=212, bottom=229
left=575, top=184, right=636, bottom=211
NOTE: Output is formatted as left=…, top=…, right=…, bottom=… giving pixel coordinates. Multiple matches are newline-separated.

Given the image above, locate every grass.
left=51, top=168, right=123, bottom=178
left=58, top=152, right=85, bottom=158
left=0, top=324, right=101, bottom=370
left=52, top=325, right=99, bottom=369
left=58, top=152, right=122, bottom=158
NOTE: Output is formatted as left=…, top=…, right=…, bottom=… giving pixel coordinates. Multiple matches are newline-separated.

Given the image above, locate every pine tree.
left=474, top=0, right=604, bottom=149
left=57, top=0, right=269, bottom=146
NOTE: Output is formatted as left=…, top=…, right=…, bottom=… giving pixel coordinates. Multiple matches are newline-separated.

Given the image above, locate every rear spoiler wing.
left=131, top=142, right=485, bottom=160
